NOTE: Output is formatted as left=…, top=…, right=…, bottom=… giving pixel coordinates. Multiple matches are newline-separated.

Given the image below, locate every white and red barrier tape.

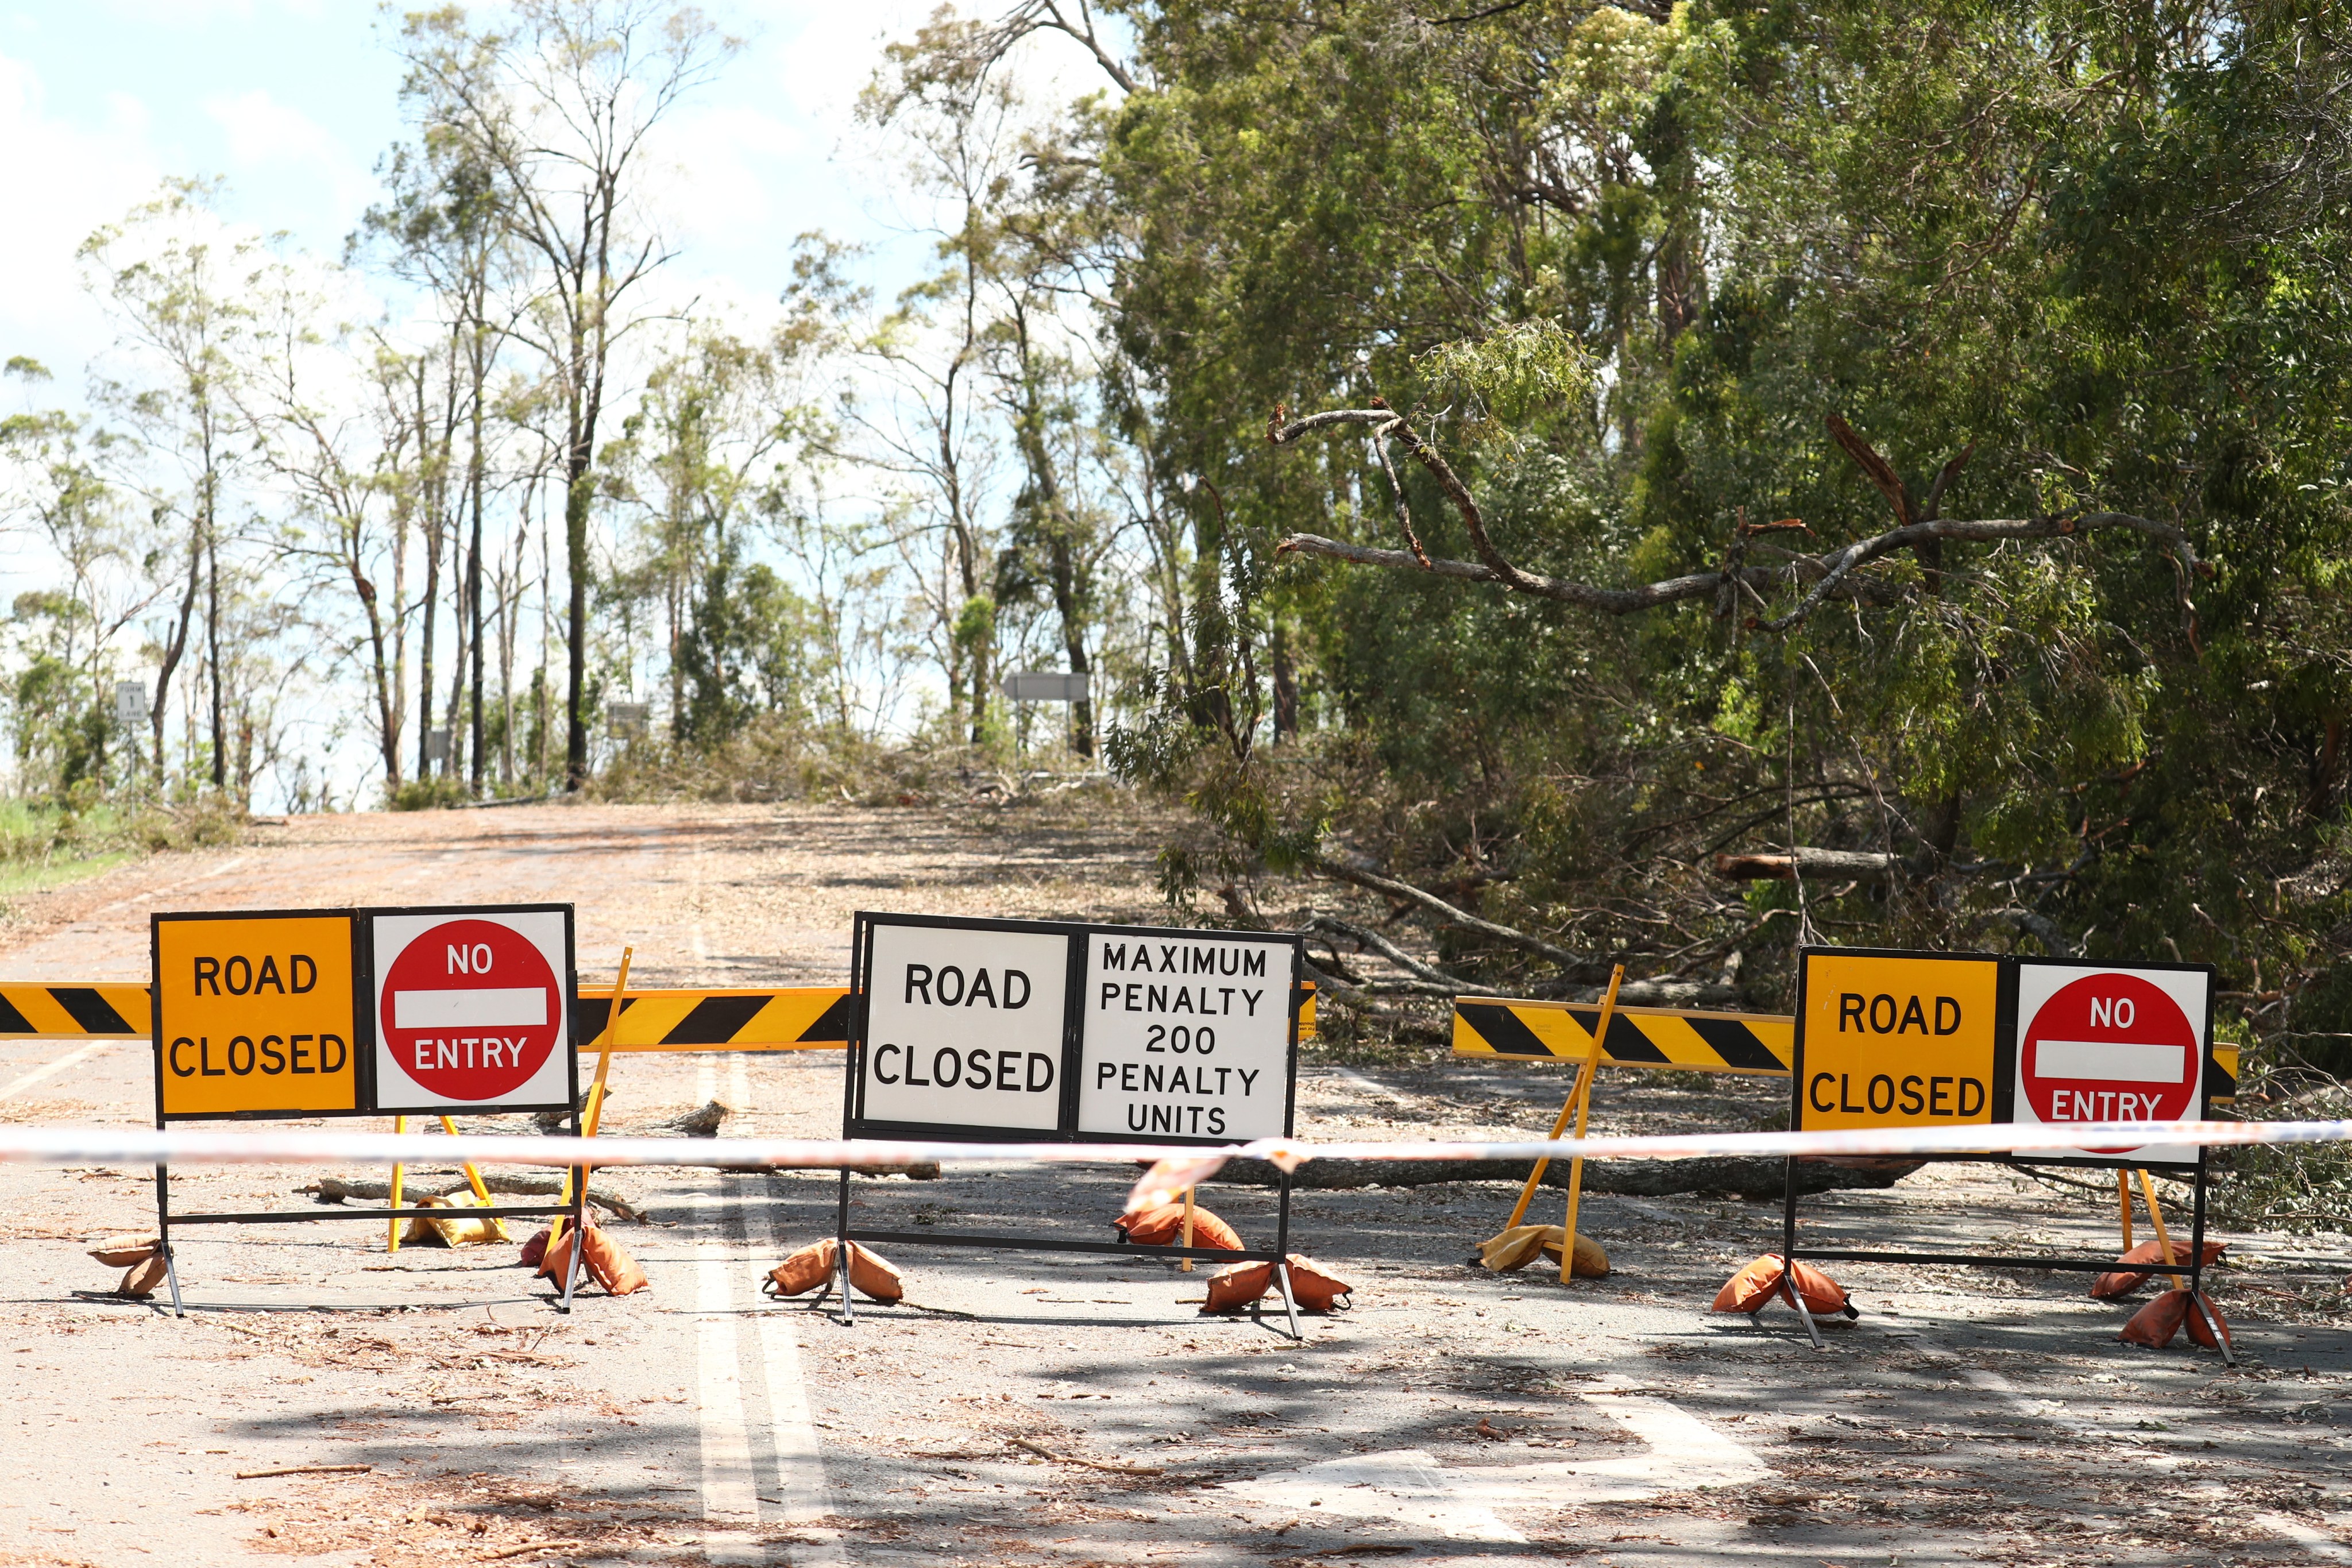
left=1, top=1119, right=2345, bottom=1214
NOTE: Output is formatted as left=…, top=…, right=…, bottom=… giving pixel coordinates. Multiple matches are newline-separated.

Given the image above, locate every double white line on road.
left=693, top=1056, right=844, bottom=1567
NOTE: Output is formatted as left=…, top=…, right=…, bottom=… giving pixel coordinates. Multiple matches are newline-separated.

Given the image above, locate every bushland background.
left=3, top=2, right=2351, bottom=1220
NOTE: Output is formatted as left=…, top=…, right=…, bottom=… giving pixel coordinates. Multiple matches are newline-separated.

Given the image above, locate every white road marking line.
left=2258, top=1513, right=2352, bottom=1562
left=738, top=1183, right=847, bottom=1567
left=1222, top=1395, right=1768, bottom=1539
left=698, top=1189, right=762, bottom=1564
left=0, top=1041, right=110, bottom=1103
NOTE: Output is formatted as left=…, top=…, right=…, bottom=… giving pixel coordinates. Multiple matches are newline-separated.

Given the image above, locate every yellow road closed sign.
left=153, top=911, right=360, bottom=1119
left=1794, top=947, right=2001, bottom=1130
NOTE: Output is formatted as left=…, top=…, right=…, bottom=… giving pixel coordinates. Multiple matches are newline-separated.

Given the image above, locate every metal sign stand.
left=830, top=912, right=1307, bottom=1340
left=1776, top=1149, right=2229, bottom=1365
left=149, top=1111, right=586, bottom=1318
left=147, top=903, right=587, bottom=1317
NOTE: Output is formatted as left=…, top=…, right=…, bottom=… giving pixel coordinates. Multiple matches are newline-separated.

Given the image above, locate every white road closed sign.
left=2013, top=959, right=2211, bottom=1165
left=858, top=921, right=1071, bottom=1133
left=1076, top=930, right=1295, bottom=1141
left=371, top=905, right=576, bottom=1113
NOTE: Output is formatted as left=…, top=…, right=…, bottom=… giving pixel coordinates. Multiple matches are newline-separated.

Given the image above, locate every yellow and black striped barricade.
left=574, top=980, right=1316, bottom=1051
left=0, top=981, right=1319, bottom=1050
left=1453, top=995, right=1795, bottom=1076
left=1452, top=994, right=2237, bottom=1103
left=0, top=984, right=153, bottom=1040
left=574, top=987, right=851, bottom=1052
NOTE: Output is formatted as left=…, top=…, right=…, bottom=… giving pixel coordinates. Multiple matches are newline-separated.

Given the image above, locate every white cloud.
left=202, top=87, right=371, bottom=223
left=0, top=52, right=161, bottom=378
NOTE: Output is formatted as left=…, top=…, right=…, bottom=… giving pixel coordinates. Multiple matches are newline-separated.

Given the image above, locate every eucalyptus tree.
left=391, top=0, right=738, bottom=790
left=76, top=179, right=254, bottom=787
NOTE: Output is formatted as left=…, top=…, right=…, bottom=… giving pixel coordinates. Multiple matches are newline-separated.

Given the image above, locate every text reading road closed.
left=860, top=923, right=1070, bottom=1132
left=155, top=913, right=358, bottom=1118
left=1796, top=949, right=2000, bottom=1130
left=1077, top=933, right=1294, bottom=1141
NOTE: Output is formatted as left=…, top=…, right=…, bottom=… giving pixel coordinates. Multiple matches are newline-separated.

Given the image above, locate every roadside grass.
left=0, top=797, right=244, bottom=905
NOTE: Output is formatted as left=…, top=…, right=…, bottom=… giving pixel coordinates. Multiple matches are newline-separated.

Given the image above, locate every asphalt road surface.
left=3, top=802, right=2352, bottom=1567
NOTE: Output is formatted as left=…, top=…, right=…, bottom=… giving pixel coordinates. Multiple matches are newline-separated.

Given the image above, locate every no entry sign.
left=2013, top=958, right=2211, bottom=1167
left=370, top=905, right=576, bottom=1114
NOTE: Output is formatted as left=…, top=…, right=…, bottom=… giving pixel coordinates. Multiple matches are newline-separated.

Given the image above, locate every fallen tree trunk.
left=1712, top=848, right=1905, bottom=882
left=1207, top=1154, right=1922, bottom=1198
left=302, top=1174, right=654, bottom=1225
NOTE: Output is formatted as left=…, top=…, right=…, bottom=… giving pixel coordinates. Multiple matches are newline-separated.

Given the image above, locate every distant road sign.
left=2013, top=959, right=2211, bottom=1166
left=1001, top=671, right=1090, bottom=702
left=1793, top=948, right=2001, bottom=1130
left=153, top=911, right=360, bottom=1120
left=370, top=905, right=576, bottom=1113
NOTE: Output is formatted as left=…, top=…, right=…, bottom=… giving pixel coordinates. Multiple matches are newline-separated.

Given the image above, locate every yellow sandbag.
left=1477, top=1224, right=1609, bottom=1278
left=402, top=1193, right=511, bottom=1247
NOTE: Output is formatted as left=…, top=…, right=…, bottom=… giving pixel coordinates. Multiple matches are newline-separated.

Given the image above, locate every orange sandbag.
left=1283, top=1254, right=1353, bottom=1312
left=580, top=1227, right=650, bottom=1296
left=118, top=1254, right=168, bottom=1299
left=88, top=1233, right=160, bottom=1267
left=766, top=1239, right=837, bottom=1297
left=1203, top=1260, right=1274, bottom=1312
left=1711, top=1254, right=1855, bottom=1318
left=2185, top=1292, right=2232, bottom=1349
left=539, top=1223, right=647, bottom=1295
left=2121, top=1288, right=2191, bottom=1347
left=2090, top=1239, right=2227, bottom=1300
left=844, top=1242, right=904, bottom=1304
left=519, top=1227, right=551, bottom=1268
left=1117, top=1203, right=1245, bottom=1252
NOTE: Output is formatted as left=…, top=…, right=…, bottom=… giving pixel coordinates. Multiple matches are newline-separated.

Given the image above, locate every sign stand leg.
left=2188, top=1153, right=2233, bottom=1366
left=1272, top=1259, right=1302, bottom=1342
left=833, top=1169, right=855, bottom=1327
left=557, top=1096, right=588, bottom=1314
left=1780, top=1275, right=1825, bottom=1350
left=155, top=1163, right=185, bottom=1319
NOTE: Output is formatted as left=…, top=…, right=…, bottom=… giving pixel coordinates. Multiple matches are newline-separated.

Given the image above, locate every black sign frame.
left=833, top=911, right=1308, bottom=1335
left=1775, top=947, right=2229, bottom=1361
left=145, top=903, right=590, bottom=1319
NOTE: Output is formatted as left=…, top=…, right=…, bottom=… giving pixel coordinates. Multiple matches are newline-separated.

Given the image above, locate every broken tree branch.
left=1269, top=408, right=2206, bottom=632
left=1711, top=848, right=1906, bottom=882
left=1300, top=913, right=1469, bottom=987
left=1314, top=852, right=1584, bottom=969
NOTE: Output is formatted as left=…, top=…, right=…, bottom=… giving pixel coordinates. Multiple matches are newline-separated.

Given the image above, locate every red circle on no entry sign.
left=379, top=918, right=562, bottom=1101
left=2019, top=972, right=2197, bottom=1152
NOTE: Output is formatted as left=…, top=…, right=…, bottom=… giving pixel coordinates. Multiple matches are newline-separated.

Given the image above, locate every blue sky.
left=0, top=0, right=978, bottom=386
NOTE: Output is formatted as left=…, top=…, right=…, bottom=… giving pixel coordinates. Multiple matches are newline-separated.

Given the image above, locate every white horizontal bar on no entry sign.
left=2036, top=1039, right=2185, bottom=1083
left=393, top=987, right=547, bottom=1029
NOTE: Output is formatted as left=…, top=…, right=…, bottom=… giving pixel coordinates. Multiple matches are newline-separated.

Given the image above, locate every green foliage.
left=1076, top=0, right=2352, bottom=1078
